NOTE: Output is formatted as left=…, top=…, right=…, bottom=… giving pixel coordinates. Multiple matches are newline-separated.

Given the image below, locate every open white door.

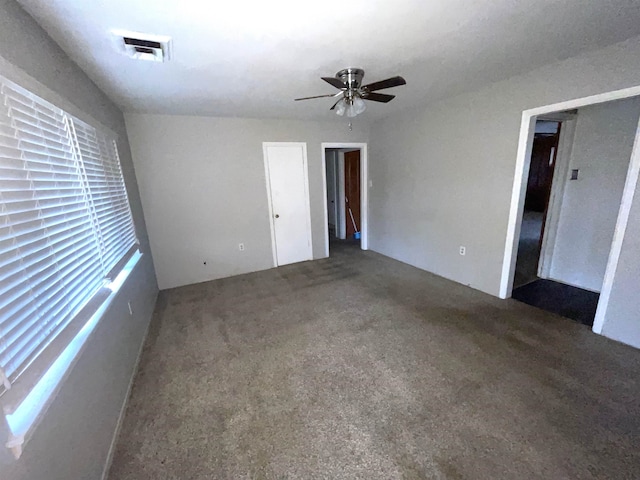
left=264, top=142, right=313, bottom=266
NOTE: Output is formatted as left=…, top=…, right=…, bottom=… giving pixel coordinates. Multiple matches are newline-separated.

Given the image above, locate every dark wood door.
left=525, top=124, right=561, bottom=257
left=344, top=150, right=361, bottom=238
left=525, top=129, right=561, bottom=212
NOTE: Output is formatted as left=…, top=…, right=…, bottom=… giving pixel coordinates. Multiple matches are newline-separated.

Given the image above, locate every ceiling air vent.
left=114, top=31, right=172, bottom=62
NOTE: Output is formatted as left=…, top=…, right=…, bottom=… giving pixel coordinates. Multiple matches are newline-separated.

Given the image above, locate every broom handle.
left=346, top=196, right=359, bottom=232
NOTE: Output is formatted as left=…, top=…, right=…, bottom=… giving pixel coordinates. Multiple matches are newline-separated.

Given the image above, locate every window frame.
left=0, top=73, right=141, bottom=459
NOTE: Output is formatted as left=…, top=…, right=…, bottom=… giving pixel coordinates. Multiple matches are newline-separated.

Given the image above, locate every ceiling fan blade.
left=322, top=77, right=347, bottom=90
left=362, top=76, right=406, bottom=92
left=295, top=93, right=341, bottom=101
left=362, top=92, right=395, bottom=103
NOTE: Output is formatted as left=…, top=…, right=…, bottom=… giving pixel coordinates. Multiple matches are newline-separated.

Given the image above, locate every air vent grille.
left=124, top=37, right=163, bottom=49
left=113, top=31, right=172, bottom=62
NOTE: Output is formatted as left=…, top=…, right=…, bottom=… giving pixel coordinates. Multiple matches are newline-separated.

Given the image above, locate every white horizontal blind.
left=0, top=77, right=138, bottom=389
left=70, top=120, right=137, bottom=276
left=0, top=82, right=104, bottom=382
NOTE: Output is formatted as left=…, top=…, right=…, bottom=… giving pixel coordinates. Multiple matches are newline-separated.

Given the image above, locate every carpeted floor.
left=109, top=242, right=640, bottom=480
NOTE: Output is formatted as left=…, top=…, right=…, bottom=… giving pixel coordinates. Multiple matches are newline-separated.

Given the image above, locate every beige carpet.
left=109, top=242, right=640, bottom=479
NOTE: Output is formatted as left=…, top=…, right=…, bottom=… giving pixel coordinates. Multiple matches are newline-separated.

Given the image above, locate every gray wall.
left=125, top=113, right=368, bottom=290
left=0, top=0, right=158, bottom=478
left=601, top=185, right=640, bottom=348
left=549, top=98, right=640, bottom=292
left=368, top=35, right=640, bottom=345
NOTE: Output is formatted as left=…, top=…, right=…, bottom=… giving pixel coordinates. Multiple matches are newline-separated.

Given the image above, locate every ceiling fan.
left=295, top=68, right=406, bottom=117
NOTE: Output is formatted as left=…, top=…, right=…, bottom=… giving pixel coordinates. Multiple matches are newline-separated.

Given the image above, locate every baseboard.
left=101, top=290, right=158, bottom=480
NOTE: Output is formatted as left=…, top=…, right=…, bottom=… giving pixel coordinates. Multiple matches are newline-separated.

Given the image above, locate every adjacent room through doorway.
left=510, top=98, right=640, bottom=327
left=513, top=120, right=561, bottom=289
left=324, top=147, right=362, bottom=253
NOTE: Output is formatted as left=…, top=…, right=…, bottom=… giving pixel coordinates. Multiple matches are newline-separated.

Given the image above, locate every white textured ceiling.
left=15, top=0, right=640, bottom=120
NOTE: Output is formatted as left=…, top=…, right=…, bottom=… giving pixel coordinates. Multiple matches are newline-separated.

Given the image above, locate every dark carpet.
left=109, top=244, right=639, bottom=480
left=512, top=278, right=600, bottom=327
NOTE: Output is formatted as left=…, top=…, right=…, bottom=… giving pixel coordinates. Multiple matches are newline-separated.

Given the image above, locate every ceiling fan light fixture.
left=353, top=95, right=366, bottom=115
left=335, top=95, right=366, bottom=118
left=298, top=68, right=406, bottom=119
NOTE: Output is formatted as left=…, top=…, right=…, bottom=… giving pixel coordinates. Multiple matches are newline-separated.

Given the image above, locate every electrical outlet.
left=239, top=243, right=245, bottom=251
left=459, top=246, right=466, bottom=256
left=127, top=301, right=133, bottom=315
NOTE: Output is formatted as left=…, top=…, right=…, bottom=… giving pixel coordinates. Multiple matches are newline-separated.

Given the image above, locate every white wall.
left=369, top=35, right=640, bottom=297
left=548, top=98, right=640, bottom=292
left=368, top=35, right=640, bottom=346
left=601, top=185, right=640, bottom=348
left=125, top=114, right=368, bottom=290
left=0, top=0, right=158, bottom=478
left=535, top=121, right=560, bottom=134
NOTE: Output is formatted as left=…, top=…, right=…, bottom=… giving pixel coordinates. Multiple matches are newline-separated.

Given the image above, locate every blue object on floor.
left=354, top=232, right=361, bottom=240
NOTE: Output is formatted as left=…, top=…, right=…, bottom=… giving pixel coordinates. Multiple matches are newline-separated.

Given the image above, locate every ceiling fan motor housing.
left=336, top=68, right=364, bottom=90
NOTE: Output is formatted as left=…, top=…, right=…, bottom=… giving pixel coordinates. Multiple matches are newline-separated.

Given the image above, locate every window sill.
left=3, top=250, right=143, bottom=460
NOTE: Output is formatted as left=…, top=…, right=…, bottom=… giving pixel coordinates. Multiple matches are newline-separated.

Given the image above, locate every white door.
left=264, top=143, right=313, bottom=266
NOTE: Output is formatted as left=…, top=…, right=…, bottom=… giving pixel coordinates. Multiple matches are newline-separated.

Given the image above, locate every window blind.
left=0, top=77, right=137, bottom=391
left=70, top=119, right=137, bottom=276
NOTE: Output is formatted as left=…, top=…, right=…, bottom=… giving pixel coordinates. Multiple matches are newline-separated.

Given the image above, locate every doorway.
left=504, top=96, right=640, bottom=329
left=513, top=120, right=561, bottom=288
left=321, top=143, right=368, bottom=256
left=512, top=117, right=602, bottom=326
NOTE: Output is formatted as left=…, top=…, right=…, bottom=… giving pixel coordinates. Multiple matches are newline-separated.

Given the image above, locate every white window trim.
left=0, top=56, right=118, bottom=141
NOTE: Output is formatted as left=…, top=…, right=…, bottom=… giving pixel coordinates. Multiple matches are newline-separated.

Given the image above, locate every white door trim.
left=499, top=86, right=640, bottom=339
left=593, top=114, right=640, bottom=334
left=321, top=143, right=369, bottom=256
left=263, top=142, right=313, bottom=267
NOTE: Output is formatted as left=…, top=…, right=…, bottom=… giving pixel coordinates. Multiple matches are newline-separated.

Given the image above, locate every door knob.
left=275, top=214, right=280, bottom=218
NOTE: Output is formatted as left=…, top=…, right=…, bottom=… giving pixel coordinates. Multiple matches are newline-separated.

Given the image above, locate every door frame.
left=321, top=143, right=369, bottom=256
left=263, top=142, right=313, bottom=267
left=499, top=86, right=640, bottom=337
left=537, top=114, right=577, bottom=278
